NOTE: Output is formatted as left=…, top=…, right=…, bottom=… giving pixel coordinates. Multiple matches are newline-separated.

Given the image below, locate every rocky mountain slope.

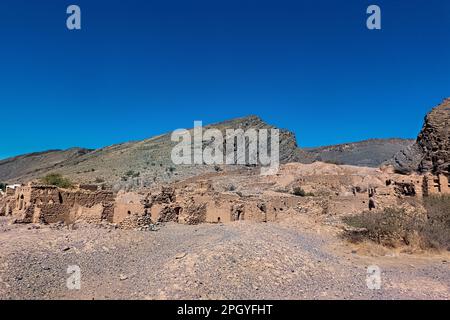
left=305, top=139, right=414, bottom=167
left=0, top=148, right=92, bottom=182
left=0, top=113, right=423, bottom=187
left=391, top=98, right=450, bottom=174
left=0, top=116, right=313, bottom=187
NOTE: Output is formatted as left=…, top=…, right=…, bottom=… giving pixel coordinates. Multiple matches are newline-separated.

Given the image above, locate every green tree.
left=40, top=173, right=73, bottom=189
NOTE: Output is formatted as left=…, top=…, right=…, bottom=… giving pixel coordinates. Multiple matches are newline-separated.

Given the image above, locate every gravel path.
left=0, top=217, right=448, bottom=300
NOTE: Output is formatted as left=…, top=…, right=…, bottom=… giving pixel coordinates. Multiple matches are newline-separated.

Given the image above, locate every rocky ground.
left=0, top=215, right=448, bottom=300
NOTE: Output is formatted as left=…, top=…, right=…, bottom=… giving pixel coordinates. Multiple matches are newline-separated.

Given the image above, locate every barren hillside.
left=0, top=115, right=417, bottom=188
left=0, top=116, right=313, bottom=187
left=0, top=148, right=92, bottom=182
left=305, top=139, right=414, bottom=167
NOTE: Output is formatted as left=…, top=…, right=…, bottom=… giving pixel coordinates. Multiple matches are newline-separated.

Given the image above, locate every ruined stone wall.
left=10, top=184, right=115, bottom=224
left=2, top=164, right=439, bottom=229
left=112, top=191, right=156, bottom=229
left=114, top=203, right=144, bottom=222
left=33, top=204, right=71, bottom=224
left=178, top=198, right=207, bottom=224
left=71, top=203, right=110, bottom=224
left=0, top=194, right=14, bottom=216
left=118, top=211, right=152, bottom=229
left=423, top=174, right=450, bottom=196
left=6, top=187, right=16, bottom=196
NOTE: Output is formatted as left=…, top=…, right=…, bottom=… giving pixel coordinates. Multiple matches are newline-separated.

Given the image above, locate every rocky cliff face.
left=392, top=98, right=450, bottom=174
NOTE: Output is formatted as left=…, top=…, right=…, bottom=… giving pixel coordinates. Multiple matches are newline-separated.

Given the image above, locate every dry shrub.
left=421, top=196, right=450, bottom=250
left=40, top=173, right=73, bottom=189
left=342, top=208, right=423, bottom=247
left=292, top=187, right=306, bottom=197
left=343, top=198, right=450, bottom=251
left=292, top=186, right=314, bottom=197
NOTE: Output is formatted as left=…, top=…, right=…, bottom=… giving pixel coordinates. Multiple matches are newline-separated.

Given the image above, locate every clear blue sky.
left=0, top=0, right=449, bottom=159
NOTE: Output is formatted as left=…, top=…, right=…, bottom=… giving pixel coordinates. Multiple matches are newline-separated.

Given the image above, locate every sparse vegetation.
left=40, top=173, right=73, bottom=189
left=343, top=208, right=418, bottom=247
left=422, top=195, right=450, bottom=250
left=292, top=187, right=306, bottom=196
left=275, top=186, right=289, bottom=193
left=124, top=170, right=140, bottom=178
left=343, top=198, right=450, bottom=250
left=292, top=187, right=314, bottom=197
left=393, top=168, right=410, bottom=175
left=321, top=159, right=344, bottom=165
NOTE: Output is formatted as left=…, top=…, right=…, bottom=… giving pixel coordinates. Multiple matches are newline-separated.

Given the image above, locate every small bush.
left=275, top=186, right=289, bottom=193
left=321, top=159, right=344, bottom=165
left=0, top=182, right=6, bottom=192
left=40, top=173, right=73, bottom=189
left=292, top=187, right=314, bottom=197
left=124, top=170, right=140, bottom=178
left=292, top=187, right=306, bottom=196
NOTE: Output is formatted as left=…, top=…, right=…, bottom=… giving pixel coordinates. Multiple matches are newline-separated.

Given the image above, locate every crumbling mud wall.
left=422, top=174, right=450, bottom=196
left=112, top=191, right=151, bottom=229
left=9, top=183, right=115, bottom=224
left=1, top=163, right=444, bottom=229
left=0, top=196, right=15, bottom=217
left=118, top=165, right=433, bottom=227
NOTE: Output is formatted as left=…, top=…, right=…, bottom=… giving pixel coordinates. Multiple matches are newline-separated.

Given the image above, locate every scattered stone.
left=119, top=274, right=128, bottom=281
left=175, top=252, right=187, bottom=260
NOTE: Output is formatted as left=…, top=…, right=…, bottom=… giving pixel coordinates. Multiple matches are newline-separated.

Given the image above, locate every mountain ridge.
left=0, top=115, right=414, bottom=187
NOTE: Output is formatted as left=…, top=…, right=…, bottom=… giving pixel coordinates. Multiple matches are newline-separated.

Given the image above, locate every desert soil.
left=0, top=216, right=448, bottom=300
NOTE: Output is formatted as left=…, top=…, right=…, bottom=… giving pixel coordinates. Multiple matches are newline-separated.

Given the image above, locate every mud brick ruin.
left=1, top=164, right=449, bottom=229
left=1, top=183, right=115, bottom=224
left=423, top=174, right=450, bottom=196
